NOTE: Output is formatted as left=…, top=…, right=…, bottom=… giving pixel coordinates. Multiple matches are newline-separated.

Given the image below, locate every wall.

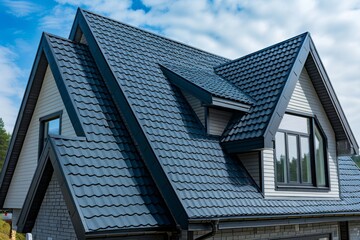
left=207, top=108, right=232, bottom=136
left=31, top=173, right=77, bottom=240
left=182, top=90, right=205, bottom=126
left=349, top=221, right=360, bottom=240
left=263, top=67, right=339, bottom=199
left=237, top=152, right=260, bottom=187
left=4, top=66, right=76, bottom=209
left=194, top=222, right=339, bottom=240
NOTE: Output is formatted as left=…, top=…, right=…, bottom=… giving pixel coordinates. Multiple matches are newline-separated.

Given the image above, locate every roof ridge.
left=44, top=32, right=87, bottom=46
left=80, top=8, right=229, bottom=62
left=214, top=32, right=309, bottom=71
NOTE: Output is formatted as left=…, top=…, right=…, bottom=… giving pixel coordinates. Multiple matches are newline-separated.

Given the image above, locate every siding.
left=237, top=152, right=260, bottom=187
left=4, top=67, right=76, bottom=209
left=32, top=173, right=77, bottom=240
left=264, top=67, right=339, bottom=199
left=194, top=222, right=339, bottom=240
left=349, top=221, right=360, bottom=240
left=207, top=108, right=232, bottom=136
left=182, top=90, right=205, bottom=126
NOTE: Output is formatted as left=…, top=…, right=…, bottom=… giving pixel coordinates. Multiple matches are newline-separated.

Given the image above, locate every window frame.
left=274, top=112, right=330, bottom=191
left=38, top=110, right=63, bottom=157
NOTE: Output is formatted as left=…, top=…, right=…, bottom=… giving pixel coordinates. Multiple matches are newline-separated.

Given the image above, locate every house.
left=0, top=7, right=360, bottom=240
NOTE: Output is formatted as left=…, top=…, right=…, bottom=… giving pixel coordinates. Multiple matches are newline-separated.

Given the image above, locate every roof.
left=17, top=33, right=173, bottom=235
left=1, top=7, right=360, bottom=238
left=215, top=33, right=307, bottom=142
left=75, top=7, right=360, bottom=218
left=160, top=63, right=254, bottom=107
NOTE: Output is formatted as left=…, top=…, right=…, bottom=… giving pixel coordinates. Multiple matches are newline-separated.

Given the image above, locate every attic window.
left=275, top=113, right=328, bottom=189
left=39, top=111, right=62, bottom=156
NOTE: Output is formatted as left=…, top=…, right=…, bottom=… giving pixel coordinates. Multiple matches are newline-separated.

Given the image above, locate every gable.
left=3, top=66, right=76, bottom=209
left=31, top=173, right=77, bottom=239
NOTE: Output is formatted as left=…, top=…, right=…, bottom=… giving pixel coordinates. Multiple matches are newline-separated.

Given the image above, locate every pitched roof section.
left=215, top=33, right=308, bottom=142
left=160, top=63, right=254, bottom=111
left=75, top=10, right=360, bottom=221
left=18, top=34, right=173, bottom=236
left=77, top=9, right=262, bottom=219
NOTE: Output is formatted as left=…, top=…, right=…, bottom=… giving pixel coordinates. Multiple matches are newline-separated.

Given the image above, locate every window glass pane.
left=278, top=114, right=309, bottom=134
left=300, top=136, right=311, bottom=183
left=315, top=126, right=326, bottom=186
left=275, top=132, right=287, bottom=183
left=288, top=134, right=299, bottom=182
left=47, top=118, right=60, bottom=135
left=43, top=117, right=60, bottom=146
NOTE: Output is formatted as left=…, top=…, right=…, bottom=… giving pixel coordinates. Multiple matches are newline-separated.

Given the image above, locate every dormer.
left=160, top=63, right=254, bottom=136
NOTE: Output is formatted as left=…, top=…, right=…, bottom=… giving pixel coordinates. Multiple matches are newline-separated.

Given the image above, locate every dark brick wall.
left=32, top=174, right=77, bottom=240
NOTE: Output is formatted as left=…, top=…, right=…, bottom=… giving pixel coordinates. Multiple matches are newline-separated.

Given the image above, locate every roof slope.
left=80, top=10, right=261, bottom=219
left=77, top=9, right=360, bottom=220
left=215, top=33, right=307, bottom=142
left=75, top=10, right=360, bottom=220
left=45, top=34, right=172, bottom=232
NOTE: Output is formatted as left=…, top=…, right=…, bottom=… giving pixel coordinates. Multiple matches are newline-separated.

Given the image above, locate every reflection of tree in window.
left=275, top=132, right=286, bottom=183
left=275, top=113, right=327, bottom=188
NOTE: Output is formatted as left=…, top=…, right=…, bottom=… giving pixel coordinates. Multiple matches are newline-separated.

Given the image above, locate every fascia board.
left=263, top=34, right=310, bottom=146
left=0, top=36, right=49, bottom=208
left=308, top=38, right=359, bottom=154
left=159, top=65, right=213, bottom=104
left=42, top=34, right=86, bottom=137
left=48, top=138, right=88, bottom=238
left=73, top=10, right=189, bottom=228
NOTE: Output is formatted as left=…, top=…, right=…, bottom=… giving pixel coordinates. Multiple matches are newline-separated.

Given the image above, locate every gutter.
left=188, top=213, right=360, bottom=232
left=195, top=220, right=218, bottom=240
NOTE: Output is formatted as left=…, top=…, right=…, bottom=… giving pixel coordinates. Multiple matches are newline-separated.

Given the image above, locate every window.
left=275, top=113, right=328, bottom=189
left=39, top=111, right=62, bottom=155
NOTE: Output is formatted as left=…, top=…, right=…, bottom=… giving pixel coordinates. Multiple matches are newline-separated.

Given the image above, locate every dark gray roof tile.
left=47, top=34, right=173, bottom=231
left=82, top=10, right=360, bottom=219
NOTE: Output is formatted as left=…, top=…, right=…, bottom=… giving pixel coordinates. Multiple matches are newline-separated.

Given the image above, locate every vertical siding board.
left=3, top=67, right=76, bottom=209
left=264, top=67, right=339, bottom=198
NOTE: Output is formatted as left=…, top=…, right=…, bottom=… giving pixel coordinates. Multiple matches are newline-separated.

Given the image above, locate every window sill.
left=276, top=184, right=330, bottom=192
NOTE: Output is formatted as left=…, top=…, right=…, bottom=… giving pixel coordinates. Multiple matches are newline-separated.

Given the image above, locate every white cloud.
left=30, top=0, right=360, bottom=143
left=1, top=0, right=41, bottom=17
left=0, top=46, right=25, bottom=133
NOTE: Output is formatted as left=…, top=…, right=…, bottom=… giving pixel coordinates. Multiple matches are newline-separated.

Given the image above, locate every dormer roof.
left=160, top=63, right=254, bottom=112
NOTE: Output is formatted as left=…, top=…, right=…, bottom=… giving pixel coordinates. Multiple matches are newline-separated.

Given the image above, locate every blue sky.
left=1, top=0, right=360, bottom=143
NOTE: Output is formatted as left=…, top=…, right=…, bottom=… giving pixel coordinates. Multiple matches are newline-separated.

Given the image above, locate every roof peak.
left=215, top=32, right=309, bottom=71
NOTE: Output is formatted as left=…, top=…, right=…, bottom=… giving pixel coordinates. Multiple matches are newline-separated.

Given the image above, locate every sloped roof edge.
left=0, top=33, right=86, bottom=208
left=160, top=64, right=253, bottom=112
left=263, top=34, right=359, bottom=154
left=16, top=137, right=87, bottom=237
left=68, top=8, right=190, bottom=228
left=307, top=39, right=359, bottom=154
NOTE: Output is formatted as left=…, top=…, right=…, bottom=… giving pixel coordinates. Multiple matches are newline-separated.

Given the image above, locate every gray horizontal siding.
left=264, top=67, right=339, bottom=199
left=3, top=67, right=76, bottom=209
